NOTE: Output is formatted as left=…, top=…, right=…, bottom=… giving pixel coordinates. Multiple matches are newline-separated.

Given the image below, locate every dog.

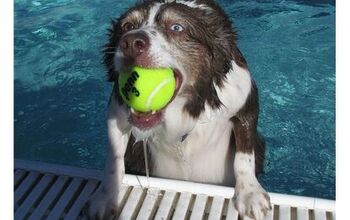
left=86, top=0, right=271, bottom=219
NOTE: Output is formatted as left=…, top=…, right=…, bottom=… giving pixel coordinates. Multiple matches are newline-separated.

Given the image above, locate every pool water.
left=14, top=0, right=335, bottom=199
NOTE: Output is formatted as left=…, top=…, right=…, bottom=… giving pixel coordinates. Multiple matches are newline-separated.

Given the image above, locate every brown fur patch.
left=154, top=1, right=243, bottom=117
left=231, top=82, right=266, bottom=176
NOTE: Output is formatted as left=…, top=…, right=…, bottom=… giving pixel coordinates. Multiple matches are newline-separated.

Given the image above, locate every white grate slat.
left=208, top=196, right=225, bottom=220
left=172, top=192, right=192, bottom=220
left=314, top=210, right=327, bottom=220
left=15, top=174, right=55, bottom=219
left=154, top=190, right=177, bottom=220
left=226, top=199, right=239, bottom=220
left=117, top=185, right=130, bottom=207
left=14, top=172, right=41, bottom=207
left=46, top=177, right=83, bottom=220
left=190, top=194, right=208, bottom=220
left=28, top=176, right=70, bottom=220
left=64, top=179, right=99, bottom=219
left=136, top=188, right=161, bottom=220
left=119, top=186, right=144, bottom=219
left=297, top=207, right=309, bottom=220
left=279, top=205, right=291, bottom=220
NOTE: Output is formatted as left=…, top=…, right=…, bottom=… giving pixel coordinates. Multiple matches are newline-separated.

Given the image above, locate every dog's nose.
left=120, top=32, right=150, bottom=58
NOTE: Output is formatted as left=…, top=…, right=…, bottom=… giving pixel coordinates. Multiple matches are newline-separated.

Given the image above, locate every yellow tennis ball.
left=118, top=66, right=176, bottom=112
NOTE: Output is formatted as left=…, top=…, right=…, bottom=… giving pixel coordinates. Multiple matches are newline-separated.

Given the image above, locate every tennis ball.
left=118, top=66, right=176, bottom=112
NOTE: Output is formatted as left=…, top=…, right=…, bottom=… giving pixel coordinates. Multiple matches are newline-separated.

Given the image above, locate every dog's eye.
left=122, top=22, right=135, bottom=32
left=169, top=23, right=184, bottom=32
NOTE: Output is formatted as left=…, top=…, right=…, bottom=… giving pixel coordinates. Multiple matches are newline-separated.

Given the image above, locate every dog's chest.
left=148, top=118, right=235, bottom=186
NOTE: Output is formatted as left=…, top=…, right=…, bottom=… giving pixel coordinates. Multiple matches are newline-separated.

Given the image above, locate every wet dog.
left=86, top=0, right=271, bottom=219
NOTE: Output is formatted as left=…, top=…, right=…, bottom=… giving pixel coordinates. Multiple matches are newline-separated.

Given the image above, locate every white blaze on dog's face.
left=104, top=0, right=247, bottom=134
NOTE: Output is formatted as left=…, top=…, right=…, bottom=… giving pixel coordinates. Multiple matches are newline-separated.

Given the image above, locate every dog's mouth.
left=130, top=69, right=183, bottom=129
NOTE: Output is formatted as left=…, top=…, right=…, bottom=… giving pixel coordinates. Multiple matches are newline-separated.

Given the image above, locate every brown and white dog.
left=86, top=0, right=271, bottom=219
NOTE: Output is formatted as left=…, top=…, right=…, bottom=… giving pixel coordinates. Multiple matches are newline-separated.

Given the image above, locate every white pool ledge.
left=14, top=159, right=335, bottom=219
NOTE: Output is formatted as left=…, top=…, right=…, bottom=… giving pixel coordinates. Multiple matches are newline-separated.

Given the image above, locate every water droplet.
left=143, top=139, right=150, bottom=189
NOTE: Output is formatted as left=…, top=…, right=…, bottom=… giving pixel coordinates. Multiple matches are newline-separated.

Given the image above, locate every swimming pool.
left=14, top=0, right=335, bottom=199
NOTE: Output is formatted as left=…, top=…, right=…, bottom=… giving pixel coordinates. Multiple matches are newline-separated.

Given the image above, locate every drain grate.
left=14, top=160, right=335, bottom=220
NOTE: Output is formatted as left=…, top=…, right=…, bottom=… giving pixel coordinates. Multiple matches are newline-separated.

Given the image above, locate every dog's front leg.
left=86, top=97, right=130, bottom=220
left=231, top=89, right=271, bottom=220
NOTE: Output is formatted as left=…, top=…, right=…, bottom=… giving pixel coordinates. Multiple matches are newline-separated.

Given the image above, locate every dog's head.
left=105, top=0, right=246, bottom=133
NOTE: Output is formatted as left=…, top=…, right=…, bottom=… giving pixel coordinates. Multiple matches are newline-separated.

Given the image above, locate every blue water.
left=14, top=0, right=335, bottom=199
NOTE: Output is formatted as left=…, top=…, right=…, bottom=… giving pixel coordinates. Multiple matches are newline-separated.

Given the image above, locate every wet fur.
left=107, top=0, right=265, bottom=176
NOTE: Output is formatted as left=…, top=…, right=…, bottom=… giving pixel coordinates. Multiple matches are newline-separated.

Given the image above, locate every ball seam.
left=146, top=78, right=174, bottom=110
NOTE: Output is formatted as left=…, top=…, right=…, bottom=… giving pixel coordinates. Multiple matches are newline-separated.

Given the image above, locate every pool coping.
left=14, top=159, right=335, bottom=212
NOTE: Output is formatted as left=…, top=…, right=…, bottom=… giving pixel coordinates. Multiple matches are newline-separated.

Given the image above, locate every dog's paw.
left=233, top=183, right=272, bottom=220
left=83, top=188, right=119, bottom=220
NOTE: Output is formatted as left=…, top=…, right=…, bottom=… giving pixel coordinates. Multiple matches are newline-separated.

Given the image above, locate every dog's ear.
left=189, top=8, right=238, bottom=87
left=197, top=0, right=247, bottom=86
left=103, top=18, right=123, bottom=82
